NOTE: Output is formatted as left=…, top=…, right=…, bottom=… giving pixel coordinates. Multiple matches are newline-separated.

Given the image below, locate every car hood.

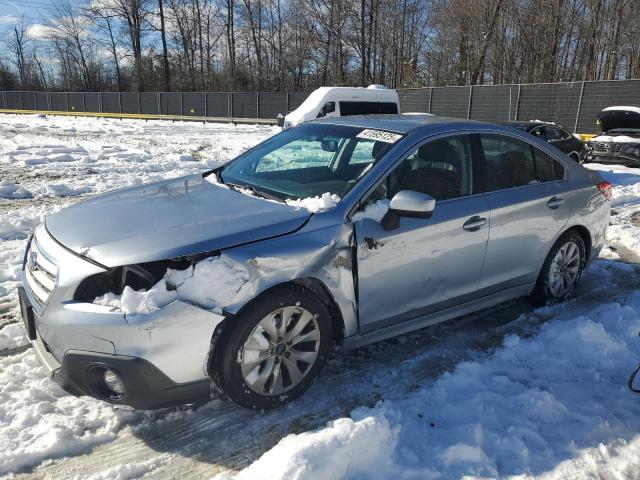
left=46, top=174, right=312, bottom=267
left=598, top=106, right=640, bottom=134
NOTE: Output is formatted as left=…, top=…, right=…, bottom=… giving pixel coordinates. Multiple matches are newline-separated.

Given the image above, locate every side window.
left=350, top=140, right=382, bottom=164
left=546, top=126, right=566, bottom=141
left=481, top=134, right=565, bottom=191
left=386, top=135, right=474, bottom=201
left=339, top=102, right=398, bottom=116
left=530, top=126, right=547, bottom=139
left=533, top=147, right=565, bottom=182
left=480, top=135, right=537, bottom=191
left=316, top=102, right=336, bottom=118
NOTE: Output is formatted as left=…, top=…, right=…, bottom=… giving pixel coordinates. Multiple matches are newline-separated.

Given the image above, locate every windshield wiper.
left=225, top=181, right=283, bottom=202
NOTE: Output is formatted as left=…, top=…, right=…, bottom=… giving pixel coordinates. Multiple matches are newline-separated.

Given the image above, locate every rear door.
left=478, top=134, right=571, bottom=291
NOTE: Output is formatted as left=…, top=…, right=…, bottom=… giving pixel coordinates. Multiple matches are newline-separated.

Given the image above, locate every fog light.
left=103, top=368, right=126, bottom=399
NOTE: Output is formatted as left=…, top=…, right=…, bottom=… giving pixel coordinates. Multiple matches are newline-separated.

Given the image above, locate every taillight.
left=597, top=181, right=612, bottom=200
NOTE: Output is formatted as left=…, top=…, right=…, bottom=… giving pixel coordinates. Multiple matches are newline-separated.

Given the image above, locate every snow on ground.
left=220, top=265, right=640, bottom=479
left=1, top=115, right=640, bottom=479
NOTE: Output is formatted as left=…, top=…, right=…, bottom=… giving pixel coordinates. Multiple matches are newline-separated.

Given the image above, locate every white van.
left=282, top=85, right=400, bottom=129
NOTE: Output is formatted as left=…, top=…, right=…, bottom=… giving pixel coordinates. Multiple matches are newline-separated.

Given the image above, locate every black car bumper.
left=52, top=351, right=212, bottom=410
left=586, top=153, right=640, bottom=166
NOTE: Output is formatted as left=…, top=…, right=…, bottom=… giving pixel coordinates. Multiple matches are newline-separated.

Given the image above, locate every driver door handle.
left=463, top=216, right=486, bottom=231
left=547, top=196, right=565, bottom=209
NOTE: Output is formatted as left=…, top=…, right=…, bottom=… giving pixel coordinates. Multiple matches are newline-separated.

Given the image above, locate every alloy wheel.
left=239, top=306, right=320, bottom=396
left=547, top=241, right=581, bottom=297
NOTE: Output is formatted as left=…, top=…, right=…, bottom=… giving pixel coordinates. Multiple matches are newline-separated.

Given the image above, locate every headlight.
left=622, top=145, right=640, bottom=157
left=73, top=258, right=193, bottom=302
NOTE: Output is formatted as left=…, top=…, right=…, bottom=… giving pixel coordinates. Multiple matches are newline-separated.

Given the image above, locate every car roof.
left=313, top=114, right=483, bottom=134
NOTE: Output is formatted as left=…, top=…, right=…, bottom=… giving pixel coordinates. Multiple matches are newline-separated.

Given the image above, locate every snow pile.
left=352, top=199, right=390, bottom=222
left=216, top=408, right=400, bottom=480
left=0, top=351, right=140, bottom=476
left=286, top=192, right=340, bottom=213
left=0, top=322, right=29, bottom=351
left=223, top=287, right=640, bottom=479
left=591, top=134, right=640, bottom=144
left=0, top=180, right=32, bottom=199
left=95, top=256, right=249, bottom=315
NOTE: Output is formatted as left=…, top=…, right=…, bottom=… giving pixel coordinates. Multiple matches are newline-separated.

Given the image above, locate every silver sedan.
left=19, top=115, right=611, bottom=409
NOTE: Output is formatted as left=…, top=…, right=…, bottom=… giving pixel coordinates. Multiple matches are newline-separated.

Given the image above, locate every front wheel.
left=213, top=285, right=332, bottom=409
left=532, top=230, right=586, bottom=305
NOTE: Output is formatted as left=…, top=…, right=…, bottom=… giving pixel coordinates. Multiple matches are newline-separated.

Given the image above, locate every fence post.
left=137, top=92, right=141, bottom=114
left=256, top=91, right=260, bottom=118
left=82, top=92, right=86, bottom=112
left=467, top=86, right=473, bottom=119
left=65, top=92, right=69, bottom=112
left=574, top=81, right=586, bottom=133
left=180, top=93, right=184, bottom=116
left=229, top=92, right=233, bottom=119
left=20, top=91, right=24, bottom=109
left=286, top=92, right=290, bottom=114
left=98, top=92, right=103, bottom=113
left=204, top=92, right=207, bottom=117
left=2, top=91, right=6, bottom=109
left=514, top=84, right=522, bottom=121
left=33, top=91, right=37, bottom=110
left=428, top=88, right=433, bottom=113
left=118, top=92, right=122, bottom=113
left=157, top=92, right=161, bottom=115
left=47, top=91, right=51, bottom=111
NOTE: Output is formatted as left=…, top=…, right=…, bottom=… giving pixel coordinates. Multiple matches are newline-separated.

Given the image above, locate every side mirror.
left=382, top=190, right=435, bottom=230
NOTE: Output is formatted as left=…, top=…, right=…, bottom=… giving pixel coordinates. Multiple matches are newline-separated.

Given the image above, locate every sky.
left=0, top=0, right=53, bottom=38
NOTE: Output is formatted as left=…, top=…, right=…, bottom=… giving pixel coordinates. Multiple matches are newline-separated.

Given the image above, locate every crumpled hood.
left=598, top=106, right=640, bottom=134
left=46, top=174, right=311, bottom=267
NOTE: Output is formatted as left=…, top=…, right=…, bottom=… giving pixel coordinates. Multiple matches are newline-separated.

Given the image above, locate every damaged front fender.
left=220, top=218, right=358, bottom=338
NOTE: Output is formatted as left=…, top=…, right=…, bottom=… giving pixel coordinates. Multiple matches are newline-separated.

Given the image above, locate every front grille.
left=590, top=142, right=623, bottom=154
left=24, top=236, right=58, bottom=310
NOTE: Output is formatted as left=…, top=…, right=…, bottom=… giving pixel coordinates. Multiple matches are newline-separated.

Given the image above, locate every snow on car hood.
left=45, top=174, right=312, bottom=267
left=598, top=106, right=640, bottom=134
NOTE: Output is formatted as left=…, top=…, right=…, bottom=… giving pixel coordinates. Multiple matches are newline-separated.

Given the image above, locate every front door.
left=354, top=134, right=490, bottom=332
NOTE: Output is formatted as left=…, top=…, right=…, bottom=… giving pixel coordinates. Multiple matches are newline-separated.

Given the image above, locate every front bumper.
left=53, top=350, right=211, bottom=410
left=586, top=152, right=640, bottom=166
left=20, top=225, right=227, bottom=409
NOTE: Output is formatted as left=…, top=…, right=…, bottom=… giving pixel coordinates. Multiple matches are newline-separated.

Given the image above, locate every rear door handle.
left=463, top=216, right=486, bottom=231
left=547, top=196, right=565, bottom=209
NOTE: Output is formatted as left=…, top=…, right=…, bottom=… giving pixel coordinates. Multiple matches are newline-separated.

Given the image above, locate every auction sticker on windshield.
left=357, top=129, right=403, bottom=143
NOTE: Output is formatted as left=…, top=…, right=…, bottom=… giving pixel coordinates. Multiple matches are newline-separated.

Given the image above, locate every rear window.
left=339, top=102, right=398, bottom=116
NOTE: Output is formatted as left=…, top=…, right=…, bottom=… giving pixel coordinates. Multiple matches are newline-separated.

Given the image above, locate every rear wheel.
left=213, top=285, right=332, bottom=409
left=532, top=230, right=586, bottom=305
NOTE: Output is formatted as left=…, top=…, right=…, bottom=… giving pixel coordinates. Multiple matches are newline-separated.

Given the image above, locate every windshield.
left=218, top=123, right=400, bottom=201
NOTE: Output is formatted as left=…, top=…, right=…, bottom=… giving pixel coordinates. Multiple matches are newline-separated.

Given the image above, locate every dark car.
left=501, top=121, right=585, bottom=163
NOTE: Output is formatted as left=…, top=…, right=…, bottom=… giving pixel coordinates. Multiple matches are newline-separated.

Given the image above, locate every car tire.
left=569, top=152, right=582, bottom=163
left=532, top=230, right=586, bottom=305
left=212, top=284, right=332, bottom=409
